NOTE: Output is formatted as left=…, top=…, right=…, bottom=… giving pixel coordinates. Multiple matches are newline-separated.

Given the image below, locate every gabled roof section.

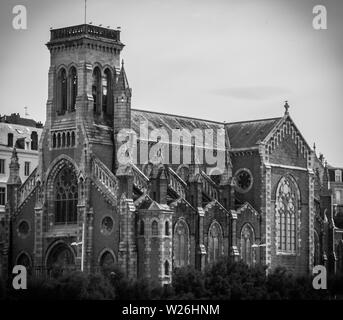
left=169, top=197, right=197, bottom=212
left=134, top=194, right=153, bottom=209
left=236, top=202, right=260, bottom=216
left=225, top=117, right=282, bottom=149
left=204, top=199, right=231, bottom=216
left=262, top=114, right=313, bottom=160
left=148, top=201, right=171, bottom=211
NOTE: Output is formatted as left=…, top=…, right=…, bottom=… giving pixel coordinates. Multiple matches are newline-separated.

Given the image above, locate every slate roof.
left=0, top=113, right=42, bottom=128
left=78, top=109, right=283, bottom=151
left=225, top=117, right=282, bottom=149
left=131, top=109, right=225, bottom=149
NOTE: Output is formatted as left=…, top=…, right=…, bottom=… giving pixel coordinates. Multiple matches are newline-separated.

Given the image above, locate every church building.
left=1, top=24, right=341, bottom=285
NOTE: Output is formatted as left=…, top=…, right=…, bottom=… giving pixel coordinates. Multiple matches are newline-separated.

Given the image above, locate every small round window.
left=235, top=169, right=253, bottom=193
left=101, top=216, right=114, bottom=235
left=17, top=220, right=30, bottom=238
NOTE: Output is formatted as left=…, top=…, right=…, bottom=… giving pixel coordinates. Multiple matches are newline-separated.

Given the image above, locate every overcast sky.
left=0, top=0, right=342, bottom=166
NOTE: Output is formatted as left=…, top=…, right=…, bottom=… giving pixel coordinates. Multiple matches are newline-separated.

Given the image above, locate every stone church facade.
left=1, top=23, right=342, bottom=285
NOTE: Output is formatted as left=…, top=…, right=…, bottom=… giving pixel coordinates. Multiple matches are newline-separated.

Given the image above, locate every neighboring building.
left=0, top=115, right=43, bottom=218
left=1, top=24, right=341, bottom=284
left=326, top=165, right=343, bottom=273
left=0, top=114, right=42, bottom=278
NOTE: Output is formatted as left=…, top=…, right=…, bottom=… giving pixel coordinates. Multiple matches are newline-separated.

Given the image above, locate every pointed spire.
left=313, top=142, right=316, bottom=154
left=7, top=147, right=21, bottom=186
left=116, top=59, right=130, bottom=91
left=284, top=100, right=290, bottom=115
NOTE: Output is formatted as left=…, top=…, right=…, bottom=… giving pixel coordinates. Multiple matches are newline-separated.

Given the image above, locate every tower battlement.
left=49, top=24, right=121, bottom=43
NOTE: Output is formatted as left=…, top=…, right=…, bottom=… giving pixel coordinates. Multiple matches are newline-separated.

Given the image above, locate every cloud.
left=211, top=86, right=291, bottom=100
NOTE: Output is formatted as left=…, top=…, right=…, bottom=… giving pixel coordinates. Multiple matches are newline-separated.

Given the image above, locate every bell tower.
left=45, top=24, right=124, bottom=126
left=39, top=24, right=127, bottom=173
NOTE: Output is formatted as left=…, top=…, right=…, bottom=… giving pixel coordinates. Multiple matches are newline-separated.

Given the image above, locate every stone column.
left=33, top=184, right=44, bottom=274
left=230, top=211, right=240, bottom=262
left=118, top=195, right=137, bottom=279
left=196, top=208, right=206, bottom=271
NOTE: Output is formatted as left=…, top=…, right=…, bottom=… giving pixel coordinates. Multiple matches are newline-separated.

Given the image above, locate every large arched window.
left=174, top=219, right=189, bottom=268
left=54, top=166, right=78, bottom=224
left=241, top=224, right=254, bottom=266
left=92, top=67, right=101, bottom=114
left=208, top=221, right=223, bottom=264
left=57, top=68, right=67, bottom=114
left=102, top=68, right=112, bottom=115
left=275, top=176, right=299, bottom=253
left=69, top=66, right=77, bottom=111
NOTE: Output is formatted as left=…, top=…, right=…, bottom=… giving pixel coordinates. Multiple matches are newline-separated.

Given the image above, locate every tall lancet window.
left=174, top=219, right=189, bottom=268
left=92, top=67, right=101, bottom=114
left=58, top=68, right=67, bottom=114
left=69, top=67, right=77, bottom=111
left=54, top=166, right=78, bottom=224
left=241, top=224, right=254, bottom=266
left=102, top=68, right=112, bottom=115
left=275, top=176, right=299, bottom=253
left=208, top=221, right=223, bottom=264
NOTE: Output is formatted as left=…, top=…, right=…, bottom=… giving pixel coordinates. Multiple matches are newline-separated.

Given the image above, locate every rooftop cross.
left=284, top=100, right=290, bottom=115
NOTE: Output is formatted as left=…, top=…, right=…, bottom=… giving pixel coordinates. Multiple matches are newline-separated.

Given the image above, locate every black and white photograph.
left=0, top=0, right=343, bottom=312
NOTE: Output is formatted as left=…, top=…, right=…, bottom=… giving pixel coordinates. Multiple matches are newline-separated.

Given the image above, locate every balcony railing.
left=201, top=171, right=219, bottom=200
left=91, top=157, right=119, bottom=201
left=168, top=167, right=186, bottom=199
left=18, top=167, right=38, bottom=207
left=132, top=164, right=149, bottom=194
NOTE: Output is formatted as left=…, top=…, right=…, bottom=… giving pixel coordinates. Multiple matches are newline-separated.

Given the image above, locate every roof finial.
left=284, top=100, right=290, bottom=115
left=11, top=147, right=18, bottom=162
left=313, top=142, right=316, bottom=153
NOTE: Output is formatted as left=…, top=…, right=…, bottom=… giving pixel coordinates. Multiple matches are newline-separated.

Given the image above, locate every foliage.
left=171, top=266, right=206, bottom=299
left=0, top=260, right=335, bottom=300
left=4, top=271, right=115, bottom=300
left=0, top=276, right=5, bottom=299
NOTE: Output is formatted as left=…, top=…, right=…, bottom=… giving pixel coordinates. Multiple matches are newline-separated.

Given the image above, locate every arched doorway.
left=99, top=250, right=116, bottom=275
left=16, top=252, right=32, bottom=275
left=46, top=242, right=76, bottom=278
